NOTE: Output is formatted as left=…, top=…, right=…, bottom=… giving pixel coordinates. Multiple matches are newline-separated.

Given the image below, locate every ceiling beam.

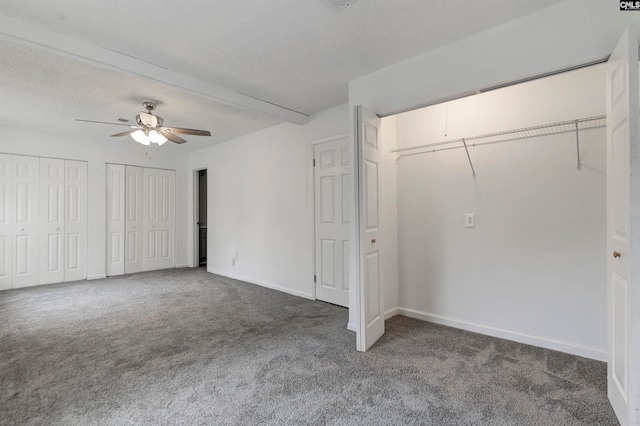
left=0, top=13, right=309, bottom=124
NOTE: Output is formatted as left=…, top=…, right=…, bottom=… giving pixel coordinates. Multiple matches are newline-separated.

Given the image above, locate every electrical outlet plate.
left=466, top=213, right=475, bottom=228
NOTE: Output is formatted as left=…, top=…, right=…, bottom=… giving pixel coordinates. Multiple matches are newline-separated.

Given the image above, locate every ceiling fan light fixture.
left=131, top=129, right=151, bottom=145
left=149, top=130, right=168, bottom=145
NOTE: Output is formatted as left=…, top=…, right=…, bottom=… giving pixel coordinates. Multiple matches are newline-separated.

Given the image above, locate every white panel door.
left=143, top=168, right=175, bottom=271
left=64, top=160, right=87, bottom=281
left=0, top=154, right=12, bottom=290
left=606, top=25, right=640, bottom=426
left=106, top=164, right=125, bottom=276
left=12, top=155, right=39, bottom=288
left=39, top=158, right=65, bottom=284
left=355, top=105, right=384, bottom=352
left=125, top=166, right=143, bottom=274
left=314, top=138, right=350, bottom=307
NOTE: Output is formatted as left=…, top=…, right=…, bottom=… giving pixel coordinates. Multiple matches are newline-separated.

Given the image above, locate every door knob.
left=371, top=238, right=376, bottom=244
left=54, top=226, right=59, bottom=231
left=613, top=251, right=621, bottom=258
left=19, top=228, right=24, bottom=232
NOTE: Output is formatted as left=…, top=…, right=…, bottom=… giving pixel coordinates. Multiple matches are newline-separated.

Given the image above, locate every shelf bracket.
left=462, top=138, right=476, bottom=178
left=575, top=120, right=582, bottom=171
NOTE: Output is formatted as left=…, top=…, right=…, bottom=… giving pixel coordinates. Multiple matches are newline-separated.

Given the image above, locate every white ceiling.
left=0, top=0, right=565, bottom=151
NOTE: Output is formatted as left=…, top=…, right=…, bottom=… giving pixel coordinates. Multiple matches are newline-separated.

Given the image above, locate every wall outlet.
left=466, top=213, right=475, bottom=228
left=235, top=252, right=239, bottom=259
left=231, top=258, right=236, bottom=266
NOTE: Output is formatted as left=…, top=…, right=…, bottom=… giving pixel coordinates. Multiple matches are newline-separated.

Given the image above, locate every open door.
left=355, top=105, right=385, bottom=351
left=606, top=24, right=640, bottom=426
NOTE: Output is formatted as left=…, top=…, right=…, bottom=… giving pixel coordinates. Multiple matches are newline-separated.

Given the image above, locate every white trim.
left=87, top=274, right=107, bottom=280
left=175, top=264, right=190, bottom=269
left=311, top=133, right=349, bottom=145
left=347, top=322, right=357, bottom=332
left=0, top=14, right=308, bottom=125
left=384, top=307, right=399, bottom=320
left=396, top=307, right=607, bottom=362
left=208, top=268, right=314, bottom=300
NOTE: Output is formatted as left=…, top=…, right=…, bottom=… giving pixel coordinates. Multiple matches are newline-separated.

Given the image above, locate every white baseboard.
left=87, top=274, right=107, bottom=280
left=395, top=307, right=607, bottom=362
left=175, top=263, right=189, bottom=269
left=207, top=269, right=314, bottom=301
left=385, top=307, right=399, bottom=320
left=347, top=322, right=357, bottom=332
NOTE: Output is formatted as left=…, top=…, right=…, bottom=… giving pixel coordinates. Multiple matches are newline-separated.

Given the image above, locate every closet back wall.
left=394, top=65, right=607, bottom=360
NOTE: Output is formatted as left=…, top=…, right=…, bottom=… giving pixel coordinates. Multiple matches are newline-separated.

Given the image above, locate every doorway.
left=195, top=169, right=207, bottom=267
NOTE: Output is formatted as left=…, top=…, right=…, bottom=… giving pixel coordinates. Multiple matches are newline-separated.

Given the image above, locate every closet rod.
left=391, top=115, right=606, bottom=162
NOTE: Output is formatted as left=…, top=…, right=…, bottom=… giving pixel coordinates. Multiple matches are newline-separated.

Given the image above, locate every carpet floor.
left=0, top=268, right=618, bottom=425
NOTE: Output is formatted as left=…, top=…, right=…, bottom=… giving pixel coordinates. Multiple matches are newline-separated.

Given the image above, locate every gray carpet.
left=0, top=268, right=618, bottom=425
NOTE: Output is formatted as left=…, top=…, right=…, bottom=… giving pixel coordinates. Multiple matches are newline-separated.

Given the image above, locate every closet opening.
left=379, top=62, right=608, bottom=360
left=195, top=169, right=207, bottom=267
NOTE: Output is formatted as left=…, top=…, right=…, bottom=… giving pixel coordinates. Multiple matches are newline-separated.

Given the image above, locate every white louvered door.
left=39, top=158, right=65, bottom=284
left=64, top=160, right=87, bottom=282
left=0, top=155, right=12, bottom=290
left=125, top=166, right=143, bottom=274
left=12, top=155, right=39, bottom=288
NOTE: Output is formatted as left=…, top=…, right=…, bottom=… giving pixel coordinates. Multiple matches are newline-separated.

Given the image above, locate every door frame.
left=192, top=167, right=207, bottom=268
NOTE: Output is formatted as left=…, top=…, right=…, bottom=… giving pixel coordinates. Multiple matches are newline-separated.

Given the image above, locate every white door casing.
left=64, top=160, right=87, bottom=282
left=39, top=158, right=64, bottom=284
left=355, top=105, right=384, bottom=351
left=12, top=155, right=39, bottom=288
left=142, top=168, right=175, bottom=271
left=0, top=154, right=12, bottom=290
left=125, top=166, right=143, bottom=274
left=606, top=25, right=640, bottom=426
left=106, top=163, right=125, bottom=276
left=314, top=137, right=350, bottom=307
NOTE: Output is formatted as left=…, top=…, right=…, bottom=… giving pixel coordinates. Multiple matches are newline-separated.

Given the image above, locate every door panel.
left=0, top=154, right=12, bottom=290
left=64, top=160, right=87, bottom=281
left=606, top=25, right=640, bottom=426
left=12, top=155, right=39, bottom=288
left=143, top=168, right=175, bottom=271
left=355, top=105, right=384, bottom=352
left=39, top=158, right=64, bottom=284
left=125, top=166, right=143, bottom=274
left=106, top=164, right=125, bottom=276
left=314, top=137, right=350, bottom=307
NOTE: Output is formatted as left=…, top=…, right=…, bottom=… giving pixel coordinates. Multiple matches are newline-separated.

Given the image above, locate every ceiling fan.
left=76, top=100, right=211, bottom=145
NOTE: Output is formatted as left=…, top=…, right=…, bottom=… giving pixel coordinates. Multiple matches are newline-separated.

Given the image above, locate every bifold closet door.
left=39, top=158, right=65, bottom=284
left=143, top=168, right=175, bottom=271
left=0, top=154, right=12, bottom=290
left=125, top=166, right=143, bottom=274
left=64, top=160, right=87, bottom=281
left=106, top=164, right=125, bottom=276
left=12, top=155, right=39, bottom=288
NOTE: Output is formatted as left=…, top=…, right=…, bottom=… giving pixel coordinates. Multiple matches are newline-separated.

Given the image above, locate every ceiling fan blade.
left=161, top=131, right=187, bottom=144
left=111, top=130, right=137, bottom=137
left=75, top=119, right=134, bottom=127
left=163, top=127, right=211, bottom=136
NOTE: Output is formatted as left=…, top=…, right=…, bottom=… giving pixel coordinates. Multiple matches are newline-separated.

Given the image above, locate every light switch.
left=466, top=213, right=475, bottom=228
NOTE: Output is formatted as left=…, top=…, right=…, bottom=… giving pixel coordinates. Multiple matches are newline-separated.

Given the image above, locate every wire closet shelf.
left=390, top=115, right=606, bottom=162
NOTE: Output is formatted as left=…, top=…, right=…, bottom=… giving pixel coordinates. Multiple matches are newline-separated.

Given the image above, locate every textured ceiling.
left=0, top=0, right=565, bottom=150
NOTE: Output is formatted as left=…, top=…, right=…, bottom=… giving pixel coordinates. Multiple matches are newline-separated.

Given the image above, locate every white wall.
left=188, top=104, right=349, bottom=300
left=1, top=126, right=190, bottom=279
left=393, top=64, right=607, bottom=360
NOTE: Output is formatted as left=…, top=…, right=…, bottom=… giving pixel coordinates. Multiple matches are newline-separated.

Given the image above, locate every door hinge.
left=313, top=158, right=316, bottom=167
left=313, top=274, right=316, bottom=283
